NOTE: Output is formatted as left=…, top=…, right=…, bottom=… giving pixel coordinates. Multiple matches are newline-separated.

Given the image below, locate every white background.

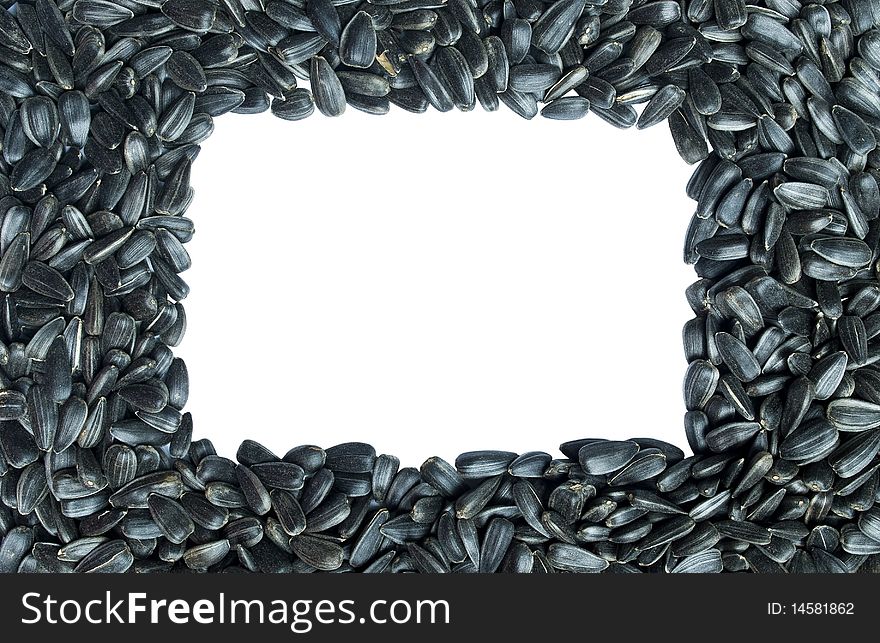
left=180, top=107, right=696, bottom=466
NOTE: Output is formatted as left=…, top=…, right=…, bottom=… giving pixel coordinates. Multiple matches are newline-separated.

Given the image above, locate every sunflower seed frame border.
left=0, top=0, right=879, bottom=575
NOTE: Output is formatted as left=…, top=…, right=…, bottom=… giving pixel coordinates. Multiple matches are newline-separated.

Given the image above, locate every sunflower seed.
left=183, top=539, right=230, bottom=570
left=0, top=8, right=31, bottom=54
left=775, top=182, right=829, bottom=209
left=609, top=449, right=667, bottom=485
left=350, top=508, right=389, bottom=568
left=810, top=238, right=872, bottom=268
left=339, top=12, right=376, bottom=69
left=161, top=0, right=217, bottom=33
left=531, top=0, right=585, bottom=55
left=780, top=418, right=840, bottom=463
left=307, top=0, right=341, bottom=47
left=829, top=430, right=880, bottom=478
left=166, top=51, right=207, bottom=93
left=715, top=332, right=760, bottom=382
left=147, top=494, right=194, bottom=544
left=575, top=440, right=638, bottom=476
left=455, top=451, right=517, bottom=478
left=235, top=465, right=271, bottom=516
left=310, top=56, right=346, bottom=117
left=74, top=539, right=133, bottom=573
left=638, top=84, right=686, bottom=129
left=0, top=390, right=26, bottom=421
left=828, top=399, right=880, bottom=432
left=547, top=543, right=609, bottom=572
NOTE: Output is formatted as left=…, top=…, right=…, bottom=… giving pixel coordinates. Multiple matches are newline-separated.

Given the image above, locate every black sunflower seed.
left=74, top=540, right=133, bottom=573
left=161, top=0, right=217, bottom=33
left=291, top=533, right=344, bottom=571
left=310, top=56, right=346, bottom=117
left=546, top=543, right=609, bottom=572
left=339, top=12, right=376, bottom=69
left=166, top=51, right=207, bottom=93
left=147, top=494, right=194, bottom=544
left=531, top=0, right=585, bottom=55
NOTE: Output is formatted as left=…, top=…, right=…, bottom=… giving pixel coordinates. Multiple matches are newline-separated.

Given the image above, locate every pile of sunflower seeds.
left=0, top=0, right=879, bottom=573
